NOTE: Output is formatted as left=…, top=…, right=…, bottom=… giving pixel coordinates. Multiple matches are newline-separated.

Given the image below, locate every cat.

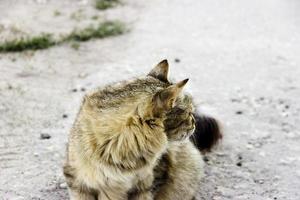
left=63, top=60, right=222, bottom=200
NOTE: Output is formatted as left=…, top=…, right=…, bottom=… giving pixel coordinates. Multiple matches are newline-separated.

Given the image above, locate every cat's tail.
left=190, top=113, right=223, bottom=153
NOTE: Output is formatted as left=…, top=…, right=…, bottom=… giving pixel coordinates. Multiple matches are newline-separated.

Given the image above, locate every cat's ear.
left=148, top=59, right=169, bottom=82
left=152, top=79, right=189, bottom=116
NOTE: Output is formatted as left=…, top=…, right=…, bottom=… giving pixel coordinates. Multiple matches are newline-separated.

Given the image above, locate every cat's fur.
left=63, top=60, right=222, bottom=200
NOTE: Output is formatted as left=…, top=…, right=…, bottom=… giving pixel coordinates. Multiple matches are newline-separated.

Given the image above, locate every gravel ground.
left=0, top=0, right=300, bottom=199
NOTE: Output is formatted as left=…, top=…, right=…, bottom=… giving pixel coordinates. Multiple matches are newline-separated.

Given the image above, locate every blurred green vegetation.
left=0, top=21, right=125, bottom=53
left=95, top=0, right=119, bottom=10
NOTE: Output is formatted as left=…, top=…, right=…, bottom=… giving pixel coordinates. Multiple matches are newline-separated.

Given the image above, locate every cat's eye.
left=145, top=119, right=157, bottom=127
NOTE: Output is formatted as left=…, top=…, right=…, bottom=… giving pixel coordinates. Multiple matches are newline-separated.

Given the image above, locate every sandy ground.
left=1, top=0, right=300, bottom=199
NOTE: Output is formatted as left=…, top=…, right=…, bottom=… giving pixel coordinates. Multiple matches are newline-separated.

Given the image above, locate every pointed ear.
left=148, top=59, right=169, bottom=82
left=152, top=79, right=189, bottom=116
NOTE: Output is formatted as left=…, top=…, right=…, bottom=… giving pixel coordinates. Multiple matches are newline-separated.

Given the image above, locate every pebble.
left=236, top=161, right=242, bottom=167
left=285, top=105, right=290, bottom=109
left=174, top=58, right=181, bottom=63
left=257, top=179, right=264, bottom=184
left=62, top=114, right=68, bottom=118
left=231, top=98, right=240, bottom=103
left=235, top=111, right=243, bottom=115
left=59, top=182, right=67, bottom=189
left=40, top=133, right=51, bottom=140
left=72, top=88, right=77, bottom=92
left=216, top=152, right=227, bottom=157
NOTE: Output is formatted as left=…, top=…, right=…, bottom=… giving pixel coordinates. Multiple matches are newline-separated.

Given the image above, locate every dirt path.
left=0, top=0, right=300, bottom=199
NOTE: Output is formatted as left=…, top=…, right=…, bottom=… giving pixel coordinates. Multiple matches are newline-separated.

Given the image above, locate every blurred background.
left=0, top=0, right=299, bottom=199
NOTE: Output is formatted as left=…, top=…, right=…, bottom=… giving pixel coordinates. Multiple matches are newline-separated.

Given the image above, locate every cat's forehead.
left=174, top=94, right=194, bottom=111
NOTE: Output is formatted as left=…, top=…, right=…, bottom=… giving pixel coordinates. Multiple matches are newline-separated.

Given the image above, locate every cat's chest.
left=77, top=161, right=130, bottom=187
left=76, top=160, right=152, bottom=190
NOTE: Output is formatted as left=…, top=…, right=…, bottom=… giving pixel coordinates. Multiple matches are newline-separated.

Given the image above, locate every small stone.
left=281, top=112, right=289, bottom=117
left=59, top=182, right=67, bottom=189
left=216, top=152, right=226, bottom=157
left=174, top=58, right=181, bottom=63
left=62, top=114, right=68, bottom=118
left=235, top=111, right=243, bottom=115
left=254, top=179, right=264, bottom=184
left=7, top=84, right=13, bottom=90
left=285, top=105, right=290, bottom=109
left=81, top=87, right=86, bottom=92
left=231, top=98, right=240, bottom=103
left=72, top=88, right=77, bottom=92
left=40, top=133, right=51, bottom=140
left=236, top=161, right=242, bottom=167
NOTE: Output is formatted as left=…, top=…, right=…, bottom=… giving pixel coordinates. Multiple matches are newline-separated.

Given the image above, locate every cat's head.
left=134, top=79, right=189, bottom=134
left=131, top=60, right=190, bottom=136
left=132, top=60, right=195, bottom=142
left=164, top=94, right=196, bottom=141
left=147, top=60, right=222, bottom=150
